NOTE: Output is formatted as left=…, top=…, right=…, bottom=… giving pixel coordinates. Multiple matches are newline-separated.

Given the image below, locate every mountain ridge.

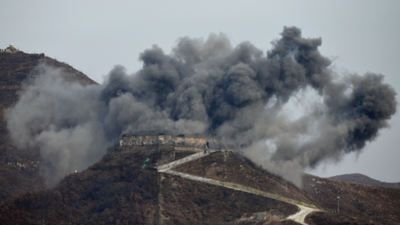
left=328, top=173, right=400, bottom=189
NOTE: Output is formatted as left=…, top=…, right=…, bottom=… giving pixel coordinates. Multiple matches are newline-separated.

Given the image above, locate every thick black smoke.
left=6, top=27, right=396, bottom=186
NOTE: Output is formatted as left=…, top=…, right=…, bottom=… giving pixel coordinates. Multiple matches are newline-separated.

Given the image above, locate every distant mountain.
left=0, top=47, right=96, bottom=203
left=329, top=173, right=400, bottom=189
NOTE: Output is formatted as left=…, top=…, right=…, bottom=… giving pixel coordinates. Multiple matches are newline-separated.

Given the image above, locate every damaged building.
left=120, top=134, right=210, bottom=149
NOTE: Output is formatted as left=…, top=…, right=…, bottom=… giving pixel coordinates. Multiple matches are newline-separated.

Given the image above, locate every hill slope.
left=303, top=174, right=400, bottom=225
left=1, top=145, right=394, bottom=224
left=0, top=49, right=96, bottom=203
left=329, top=173, right=400, bottom=189
left=0, top=147, right=305, bottom=224
left=172, top=151, right=321, bottom=208
left=0, top=148, right=159, bottom=224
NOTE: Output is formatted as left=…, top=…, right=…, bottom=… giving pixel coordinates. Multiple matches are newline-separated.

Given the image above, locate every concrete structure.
left=120, top=134, right=209, bottom=149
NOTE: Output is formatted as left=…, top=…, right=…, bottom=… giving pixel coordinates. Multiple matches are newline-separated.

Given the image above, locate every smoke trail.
left=5, top=27, right=396, bottom=186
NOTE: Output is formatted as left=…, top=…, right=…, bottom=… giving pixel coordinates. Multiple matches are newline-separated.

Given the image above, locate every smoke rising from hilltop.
left=6, top=26, right=396, bottom=187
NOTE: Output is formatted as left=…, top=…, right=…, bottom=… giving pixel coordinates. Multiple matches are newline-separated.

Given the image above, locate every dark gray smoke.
left=5, top=26, right=396, bottom=187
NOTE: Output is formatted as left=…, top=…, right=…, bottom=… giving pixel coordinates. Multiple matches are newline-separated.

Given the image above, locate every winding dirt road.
left=287, top=205, right=321, bottom=224
left=156, top=151, right=322, bottom=224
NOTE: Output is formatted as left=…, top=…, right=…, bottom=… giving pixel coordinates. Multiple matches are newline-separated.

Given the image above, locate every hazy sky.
left=1, top=0, right=400, bottom=182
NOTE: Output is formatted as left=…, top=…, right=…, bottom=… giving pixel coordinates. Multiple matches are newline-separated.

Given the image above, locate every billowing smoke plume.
left=6, top=26, right=396, bottom=187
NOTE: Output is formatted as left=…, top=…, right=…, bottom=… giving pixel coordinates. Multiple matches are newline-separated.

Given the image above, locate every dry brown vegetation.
left=0, top=148, right=302, bottom=224
left=0, top=150, right=161, bottom=224
left=1, top=145, right=399, bottom=224
left=329, top=173, right=400, bottom=189
left=160, top=172, right=299, bottom=224
left=303, top=174, right=400, bottom=224
left=305, top=211, right=376, bottom=225
left=173, top=151, right=321, bottom=207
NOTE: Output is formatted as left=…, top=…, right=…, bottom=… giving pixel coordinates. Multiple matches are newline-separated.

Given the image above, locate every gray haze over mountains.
left=5, top=27, right=396, bottom=187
